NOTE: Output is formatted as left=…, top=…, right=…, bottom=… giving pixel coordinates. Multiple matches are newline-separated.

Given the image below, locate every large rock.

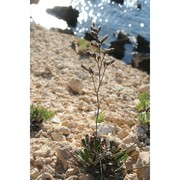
left=46, top=6, right=79, bottom=27
left=136, top=151, right=150, bottom=180
left=67, top=78, right=84, bottom=94
left=109, top=32, right=131, bottom=60
left=56, top=148, right=68, bottom=171
left=132, top=53, right=150, bottom=74
left=134, top=35, right=150, bottom=54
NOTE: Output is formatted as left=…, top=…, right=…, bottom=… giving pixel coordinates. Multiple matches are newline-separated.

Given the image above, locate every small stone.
left=138, top=84, right=150, bottom=94
left=66, top=167, right=79, bottom=176
left=106, top=97, right=116, bottom=106
left=30, top=168, right=40, bottom=179
left=66, top=134, right=74, bottom=142
left=51, top=133, right=66, bottom=141
left=45, top=157, right=52, bottom=164
left=67, top=78, right=84, bottom=94
left=44, top=164, right=55, bottom=174
left=54, top=126, right=71, bottom=135
left=62, top=121, right=75, bottom=128
left=117, top=128, right=129, bottom=140
left=34, top=157, right=44, bottom=167
left=99, top=124, right=114, bottom=135
left=35, top=82, right=42, bottom=88
left=52, top=156, right=57, bottom=161
left=123, top=134, right=138, bottom=144
left=50, top=161, right=56, bottom=169
left=125, top=156, right=133, bottom=170
left=41, top=132, right=49, bottom=137
left=30, top=156, right=34, bottom=165
left=129, top=150, right=140, bottom=163
left=133, top=99, right=140, bottom=106
left=51, top=117, right=60, bottom=123
left=34, top=130, right=43, bottom=138
left=42, top=124, right=51, bottom=132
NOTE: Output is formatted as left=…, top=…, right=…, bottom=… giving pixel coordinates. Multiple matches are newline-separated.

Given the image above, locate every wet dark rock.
left=109, top=32, right=131, bottom=60
left=134, top=35, right=150, bottom=54
left=46, top=6, right=79, bottom=27
left=30, top=0, right=40, bottom=5
left=137, top=3, right=142, bottom=10
left=111, top=0, right=124, bottom=5
left=132, top=54, right=150, bottom=74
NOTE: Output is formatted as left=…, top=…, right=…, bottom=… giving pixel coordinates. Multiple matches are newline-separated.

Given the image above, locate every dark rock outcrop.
left=111, top=0, right=124, bottom=5
left=50, top=27, right=74, bottom=35
left=137, top=3, right=142, bottom=10
left=134, top=35, right=150, bottom=54
left=46, top=6, right=79, bottom=27
left=132, top=54, right=150, bottom=74
left=30, top=0, right=40, bottom=5
left=109, top=32, right=131, bottom=60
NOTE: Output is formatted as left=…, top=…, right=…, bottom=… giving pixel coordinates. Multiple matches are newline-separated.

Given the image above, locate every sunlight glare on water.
left=30, top=0, right=149, bottom=63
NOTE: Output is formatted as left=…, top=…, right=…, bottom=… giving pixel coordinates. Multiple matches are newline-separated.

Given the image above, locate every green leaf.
left=74, top=150, right=87, bottom=164
left=110, top=140, right=114, bottom=151
left=94, top=139, right=100, bottom=153
left=84, top=148, right=91, bottom=159
left=82, top=139, right=87, bottom=148
left=97, top=112, right=105, bottom=123
left=114, top=151, right=128, bottom=162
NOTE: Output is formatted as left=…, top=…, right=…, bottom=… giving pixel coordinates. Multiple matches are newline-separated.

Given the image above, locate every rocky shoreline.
left=30, top=22, right=150, bottom=180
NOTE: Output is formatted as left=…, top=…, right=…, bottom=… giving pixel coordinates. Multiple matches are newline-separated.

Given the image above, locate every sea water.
left=30, top=0, right=150, bottom=63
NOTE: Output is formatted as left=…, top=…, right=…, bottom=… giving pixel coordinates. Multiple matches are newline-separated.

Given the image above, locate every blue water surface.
left=70, top=0, right=150, bottom=63
left=30, top=0, right=150, bottom=63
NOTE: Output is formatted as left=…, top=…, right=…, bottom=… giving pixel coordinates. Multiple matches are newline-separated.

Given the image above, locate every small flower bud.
left=91, top=30, right=97, bottom=37
left=100, top=35, right=108, bottom=43
left=81, top=64, right=89, bottom=72
left=97, top=26, right=101, bottom=33
left=88, top=67, right=94, bottom=75
left=104, top=60, right=115, bottom=67
left=104, top=48, right=115, bottom=54
left=90, top=41, right=100, bottom=48
left=91, top=26, right=98, bottom=33
left=96, top=55, right=101, bottom=62
left=87, top=51, right=97, bottom=58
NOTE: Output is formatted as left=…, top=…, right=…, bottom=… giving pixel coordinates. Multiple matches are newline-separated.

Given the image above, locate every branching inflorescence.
left=81, top=22, right=115, bottom=137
